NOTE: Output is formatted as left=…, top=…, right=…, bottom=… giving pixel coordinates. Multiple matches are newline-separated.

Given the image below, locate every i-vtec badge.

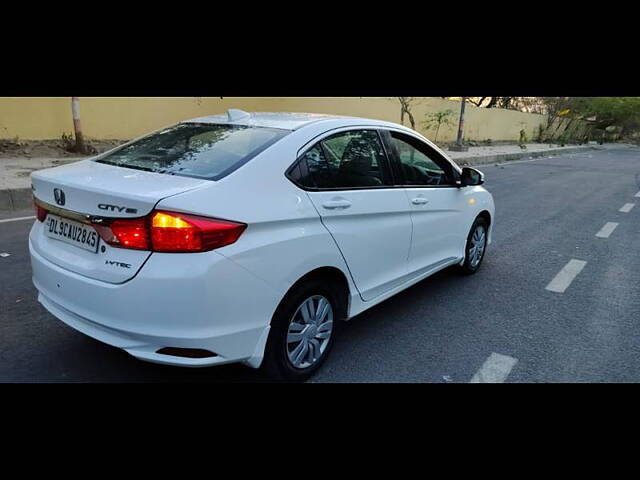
left=105, top=260, right=132, bottom=269
left=98, top=203, right=138, bottom=214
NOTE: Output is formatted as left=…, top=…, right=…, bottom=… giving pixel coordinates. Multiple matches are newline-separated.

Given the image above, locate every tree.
left=570, top=97, right=640, bottom=133
left=397, top=97, right=418, bottom=130
left=518, top=123, right=528, bottom=149
left=539, top=97, right=640, bottom=140
left=539, top=97, right=573, bottom=128
left=421, top=97, right=640, bottom=139
left=445, top=97, right=493, bottom=108
left=481, top=97, right=515, bottom=109
left=471, top=97, right=548, bottom=113
left=467, top=97, right=487, bottom=107
left=422, top=109, right=455, bottom=143
left=535, top=97, right=640, bottom=142
left=71, top=97, right=88, bottom=154
left=485, top=97, right=499, bottom=108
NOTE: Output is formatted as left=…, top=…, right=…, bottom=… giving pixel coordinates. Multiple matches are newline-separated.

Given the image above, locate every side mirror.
left=461, top=167, right=484, bottom=186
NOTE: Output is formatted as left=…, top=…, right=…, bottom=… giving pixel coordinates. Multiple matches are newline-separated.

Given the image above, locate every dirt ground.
left=0, top=138, right=127, bottom=159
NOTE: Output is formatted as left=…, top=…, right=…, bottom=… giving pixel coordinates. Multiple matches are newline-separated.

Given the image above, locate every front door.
left=382, top=130, right=468, bottom=276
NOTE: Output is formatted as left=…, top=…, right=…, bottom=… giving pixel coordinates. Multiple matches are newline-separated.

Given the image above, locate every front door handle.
left=411, top=197, right=429, bottom=205
left=322, top=200, right=352, bottom=210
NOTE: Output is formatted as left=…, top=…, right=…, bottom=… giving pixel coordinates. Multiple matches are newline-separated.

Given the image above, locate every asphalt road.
left=1, top=146, right=639, bottom=382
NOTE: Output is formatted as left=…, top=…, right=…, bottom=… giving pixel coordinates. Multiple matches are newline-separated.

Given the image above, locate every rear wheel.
left=460, top=217, right=488, bottom=275
left=262, top=279, right=344, bottom=382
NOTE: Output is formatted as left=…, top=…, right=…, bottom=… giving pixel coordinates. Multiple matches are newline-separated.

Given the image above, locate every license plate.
left=44, top=214, right=100, bottom=253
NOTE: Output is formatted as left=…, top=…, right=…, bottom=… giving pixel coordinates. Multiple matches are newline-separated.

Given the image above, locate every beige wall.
left=0, top=97, right=547, bottom=143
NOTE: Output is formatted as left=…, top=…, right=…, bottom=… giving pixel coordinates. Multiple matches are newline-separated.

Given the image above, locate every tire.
left=262, top=278, right=344, bottom=382
left=460, top=217, right=489, bottom=275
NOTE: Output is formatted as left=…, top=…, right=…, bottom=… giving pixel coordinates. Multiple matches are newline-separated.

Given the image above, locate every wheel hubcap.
left=286, top=295, right=334, bottom=369
left=469, top=225, right=487, bottom=268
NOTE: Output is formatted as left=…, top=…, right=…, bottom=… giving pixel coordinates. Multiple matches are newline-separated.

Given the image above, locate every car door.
left=288, top=129, right=413, bottom=302
left=381, top=129, right=469, bottom=277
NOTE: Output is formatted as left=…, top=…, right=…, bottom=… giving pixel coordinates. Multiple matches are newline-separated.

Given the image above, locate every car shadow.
left=52, top=264, right=474, bottom=383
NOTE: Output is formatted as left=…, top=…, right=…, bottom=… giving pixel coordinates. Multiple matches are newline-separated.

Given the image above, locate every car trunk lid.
left=30, top=160, right=210, bottom=283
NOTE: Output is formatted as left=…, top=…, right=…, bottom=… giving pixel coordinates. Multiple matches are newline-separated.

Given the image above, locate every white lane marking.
left=0, top=216, right=35, bottom=224
left=595, top=222, right=619, bottom=239
left=546, top=259, right=587, bottom=293
left=635, top=191, right=640, bottom=198
left=0, top=253, right=10, bottom=258
left=470, top=353, right=518, bottom=383
left=619, top=203, right=635, bottom=213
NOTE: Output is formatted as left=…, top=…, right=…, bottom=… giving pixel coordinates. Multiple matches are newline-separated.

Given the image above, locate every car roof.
left=181, top=110, right=395, bottom=131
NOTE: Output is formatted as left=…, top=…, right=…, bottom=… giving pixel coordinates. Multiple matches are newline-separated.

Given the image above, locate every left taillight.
left=94, top=218, right=150, bottom=250
left=35, top=201, right=47, bottom=222
left=93, top=210, right=246, bottom=253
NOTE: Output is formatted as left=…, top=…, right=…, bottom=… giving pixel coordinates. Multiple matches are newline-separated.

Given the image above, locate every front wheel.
left=460, top=217, right=488, bottom=275
left=262, top=279, right=343, bottom=382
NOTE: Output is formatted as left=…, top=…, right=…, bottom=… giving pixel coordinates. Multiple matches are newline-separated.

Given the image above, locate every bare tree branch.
left=485, top=97, right=498, bottom=108
left=467, top=97, right=486, bottom=107
left=397, top=97, right=417, bottom=130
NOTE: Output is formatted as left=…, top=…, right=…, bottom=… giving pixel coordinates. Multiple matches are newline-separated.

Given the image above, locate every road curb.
left=0, top=188, right=33, bottom=211
left=456, top=146, right=597, bottom=167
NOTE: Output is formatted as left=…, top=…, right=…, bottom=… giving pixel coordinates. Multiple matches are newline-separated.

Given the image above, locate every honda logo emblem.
left=53, top=188, right=66, bottom=206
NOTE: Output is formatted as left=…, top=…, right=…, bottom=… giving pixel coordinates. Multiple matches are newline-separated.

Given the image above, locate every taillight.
left=93, top=210, right=246, bottom=253
left=150, top=211, right=246, bottom=253
left=98, top=218, right=150, bottom=250
left=35, top=201, right=47, bottom=222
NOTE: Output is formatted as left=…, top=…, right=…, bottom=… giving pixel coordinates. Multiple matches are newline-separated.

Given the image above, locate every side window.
left=321, top=134, right=349, bottom=171
left=320, top=130, right=389, bottom=188
left=289, top=145, right=334, bottom=189
left=389, top=132, right=454, bottom=186
left=291, top=130, right=391, bottom=190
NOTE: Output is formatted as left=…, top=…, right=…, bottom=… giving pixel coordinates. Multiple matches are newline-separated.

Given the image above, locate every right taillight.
left=93, top=210, right=246, bottom=253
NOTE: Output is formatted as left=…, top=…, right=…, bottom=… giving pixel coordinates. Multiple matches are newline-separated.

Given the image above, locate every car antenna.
left=226, top=109, right=251, bottom=122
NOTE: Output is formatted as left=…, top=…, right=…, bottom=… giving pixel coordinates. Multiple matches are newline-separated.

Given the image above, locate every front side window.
left=96, top=123, right=289, bottom=180
left=389, top=132, right=454, bottom=186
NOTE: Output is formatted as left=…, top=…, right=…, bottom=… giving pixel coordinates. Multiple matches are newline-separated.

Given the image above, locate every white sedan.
left=29, top=110, right=494, bottom=381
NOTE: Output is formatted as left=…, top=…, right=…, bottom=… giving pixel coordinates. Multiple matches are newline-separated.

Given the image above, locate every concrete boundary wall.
left=0, top=97, right=548, bottom=143
left=0, top=145, right=596, bottom=212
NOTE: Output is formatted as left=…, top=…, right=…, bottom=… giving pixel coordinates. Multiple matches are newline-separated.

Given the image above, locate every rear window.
left=95, top=123, right=289, bottom=180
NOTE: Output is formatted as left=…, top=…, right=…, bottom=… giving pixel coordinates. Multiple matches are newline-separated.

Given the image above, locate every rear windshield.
left=95, top=123, right=289, bottom=180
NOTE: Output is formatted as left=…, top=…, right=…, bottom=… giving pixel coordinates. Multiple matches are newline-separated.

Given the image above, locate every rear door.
left=381, top=129, right=468, bottom=276
left=290, top=129, right=413, bottom=301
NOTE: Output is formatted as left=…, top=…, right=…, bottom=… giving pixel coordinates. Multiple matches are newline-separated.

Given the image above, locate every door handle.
left=411, top=197, right=429, bottom=205
left=322, top=200, right=352, bottom=210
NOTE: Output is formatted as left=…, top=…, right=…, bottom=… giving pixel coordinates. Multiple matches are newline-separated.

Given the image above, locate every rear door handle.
left=322, top=200, right=352, bottom=210
left=411, top=198, right=429, bottom=205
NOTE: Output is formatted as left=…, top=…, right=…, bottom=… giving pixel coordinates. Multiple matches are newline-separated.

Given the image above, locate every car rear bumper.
left=30, top=239, right=279, bottom=368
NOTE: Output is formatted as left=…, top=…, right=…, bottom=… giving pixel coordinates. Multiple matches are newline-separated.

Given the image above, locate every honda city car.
left=29, top=110, right=494, bottom=381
